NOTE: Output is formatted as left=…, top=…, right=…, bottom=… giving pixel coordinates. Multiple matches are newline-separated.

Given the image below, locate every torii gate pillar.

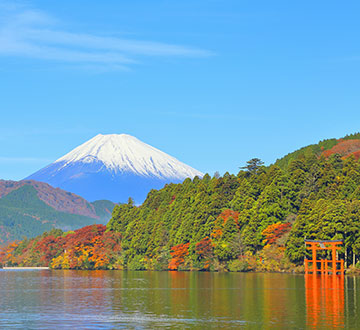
left=304, top=240, right=344, bottom=275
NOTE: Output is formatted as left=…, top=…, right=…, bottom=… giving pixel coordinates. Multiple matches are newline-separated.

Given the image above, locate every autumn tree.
left=168, top=243, right=190, bottom=270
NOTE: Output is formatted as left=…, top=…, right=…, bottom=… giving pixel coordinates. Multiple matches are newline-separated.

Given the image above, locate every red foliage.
left=346, top=150, right=360, bottom=160
left=196, top=237, right=213, bottom=258
left=64, top=224, right=107, bottom=250
left=211, top=209, right=240, bottom=239
left=168, top=243, right=190, bottom=270
left=1, top=224, right=122, bottom=269
left=35, top=235, right=66, bottom=264
left=262, top=222, right=292, bottom=245
left=195, top=237, right=213, bottom=269
left=101, top=231, right=122, bottom=253
left=0, top=248, right=6, bottom=263
left=322, top=140, right=360, bottom=158
left=218, top=209, right=240, bottom=223
left=169, top=195, right=176, bottom=205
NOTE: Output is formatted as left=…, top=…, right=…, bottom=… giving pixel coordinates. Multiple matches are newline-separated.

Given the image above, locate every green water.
left=0, top=270, right=358, bottom=329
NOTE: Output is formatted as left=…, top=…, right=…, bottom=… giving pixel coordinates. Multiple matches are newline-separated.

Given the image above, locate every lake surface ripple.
left=0, top=270, right=358, bottom=329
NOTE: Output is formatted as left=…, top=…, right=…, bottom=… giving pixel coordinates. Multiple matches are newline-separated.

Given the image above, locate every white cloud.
left=0, top=4, right=212, bottom=70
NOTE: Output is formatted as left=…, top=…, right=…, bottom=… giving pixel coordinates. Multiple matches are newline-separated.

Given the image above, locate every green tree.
left=240, top=158, right=264, bottom=174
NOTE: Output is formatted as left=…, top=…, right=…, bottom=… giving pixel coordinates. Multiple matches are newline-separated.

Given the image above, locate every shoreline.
left=2, top=268, right=357, bottom=275
left=1, top=266, right=359, bottom=275
left=1, top=267, right=50, bottom=270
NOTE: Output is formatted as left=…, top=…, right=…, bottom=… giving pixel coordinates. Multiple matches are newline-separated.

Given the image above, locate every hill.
left=104, top=150, right=360, bottom=271
left=26, top=134, right=203, bottom=203
left=275, top=132, right=360, bottom=169
left=0, top=181, right=115, bottom=244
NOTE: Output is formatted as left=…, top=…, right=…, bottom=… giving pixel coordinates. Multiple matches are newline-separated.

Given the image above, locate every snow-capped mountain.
left=26, top=134, right=203, bottom=203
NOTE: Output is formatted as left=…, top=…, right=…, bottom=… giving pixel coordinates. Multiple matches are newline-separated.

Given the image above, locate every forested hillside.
left=3, top=134, right=360, bottom=272
left=275, top=133, right=360, bottom=169
left=105, top=153, right=360, bottom=271
left=0, top=183, right=114, bottom=243
left=0, top=180, right=115, bottom=219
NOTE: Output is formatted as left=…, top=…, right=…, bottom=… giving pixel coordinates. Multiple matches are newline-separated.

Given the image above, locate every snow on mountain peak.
left=55, top=134, right=203, bottom=179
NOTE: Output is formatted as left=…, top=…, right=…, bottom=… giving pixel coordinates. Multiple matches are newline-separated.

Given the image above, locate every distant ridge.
left=0, top=180, right=115, bottom=243
left=0, top=180, right=106, bottom=219
left=26, top=134, right=203, bottom=203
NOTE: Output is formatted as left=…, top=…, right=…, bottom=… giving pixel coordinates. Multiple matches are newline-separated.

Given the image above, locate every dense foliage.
left=3, top=134, right=360, bottom=272
left=275, top=133, right=360, bottom=170
left=105, top=152, right=360, bottom=271
left=0, top=225, right=122, bottom=269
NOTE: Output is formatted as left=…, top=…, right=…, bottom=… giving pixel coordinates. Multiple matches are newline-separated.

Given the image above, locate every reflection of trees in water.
left=21, top=271, right=360, bottom=328
left=55, top=271, right=360, bottom=328
left=61, top=270, right=111, bottom=314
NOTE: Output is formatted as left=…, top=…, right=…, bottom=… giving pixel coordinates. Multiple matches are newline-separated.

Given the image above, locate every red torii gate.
left=304, top=240, right=344, bottom=275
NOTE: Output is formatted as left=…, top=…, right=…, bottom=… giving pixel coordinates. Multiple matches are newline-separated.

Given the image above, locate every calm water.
left=0, top=270, right=358, bottom=329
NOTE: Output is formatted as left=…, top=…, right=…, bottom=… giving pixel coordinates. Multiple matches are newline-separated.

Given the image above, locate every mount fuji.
left=26, top=134, right=203, bottom=203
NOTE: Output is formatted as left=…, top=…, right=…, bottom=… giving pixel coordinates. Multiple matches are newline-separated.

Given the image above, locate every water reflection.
left=305, top=274, right=345, bottom=328
left=1, top=270, right=360, bottom=328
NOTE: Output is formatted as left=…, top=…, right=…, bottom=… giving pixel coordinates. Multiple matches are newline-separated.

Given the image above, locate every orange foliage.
left=50, top=225, right=121, bottom=269
left=346, top=150, right=360, bottom=160
left=36, top=235, right=66, bottom=264
left=262, top=222, right=292, bottom=246
left=1, top=224, right=121, bottom=269
left=322, top=140, right=360, bottom=158
left=218, top=209, right=240, bottom=223
left=211, top=209, right=240, bottom=239
left=0, top=241, right=19, bottom=265
left=195, top=237, right=213, bottom=269
left=53, top=235, right=111, bottom=269
left=168, top=243, right=190, bottom=270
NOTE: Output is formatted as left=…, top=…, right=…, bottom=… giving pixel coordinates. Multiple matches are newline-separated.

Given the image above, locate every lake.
left=0, top=270, right=358, bottom=329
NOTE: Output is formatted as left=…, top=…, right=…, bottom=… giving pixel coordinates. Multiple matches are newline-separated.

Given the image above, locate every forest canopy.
left=3, top=135, right=360, bottom=272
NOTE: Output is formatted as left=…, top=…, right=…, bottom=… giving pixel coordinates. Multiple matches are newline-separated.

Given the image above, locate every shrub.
left=227, top=259, right=250, bottom=272
left=127, top=255, right=146, bottom=270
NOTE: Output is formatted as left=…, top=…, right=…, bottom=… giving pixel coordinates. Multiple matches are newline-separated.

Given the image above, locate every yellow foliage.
left=61, top=253, right=70, bottom=269
left=51, top=255, right=64, bottom=269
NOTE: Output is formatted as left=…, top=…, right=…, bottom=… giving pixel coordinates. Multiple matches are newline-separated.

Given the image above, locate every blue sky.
left=1, top=0, right=360, bottom=180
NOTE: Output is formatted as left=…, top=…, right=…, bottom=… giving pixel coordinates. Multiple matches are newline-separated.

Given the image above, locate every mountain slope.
left=26, top=134, right=203, bottom=203
left=275, top=132, right=360, bottom=169
left=0, top=180, right=111, bottom=219
left=0, top=182, right=115, bottom=244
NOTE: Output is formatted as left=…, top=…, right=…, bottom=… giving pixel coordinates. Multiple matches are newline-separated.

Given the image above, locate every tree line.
left=2, top=150, right=360, bottom=272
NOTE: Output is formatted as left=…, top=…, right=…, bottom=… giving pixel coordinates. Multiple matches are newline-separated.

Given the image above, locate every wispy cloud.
left=0, top=2, right=212, bottom=70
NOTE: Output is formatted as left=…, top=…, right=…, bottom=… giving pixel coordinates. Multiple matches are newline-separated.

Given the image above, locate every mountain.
left=26, top=134, right=203, bottom=203
left=0, top=180, right=115, bottom=243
